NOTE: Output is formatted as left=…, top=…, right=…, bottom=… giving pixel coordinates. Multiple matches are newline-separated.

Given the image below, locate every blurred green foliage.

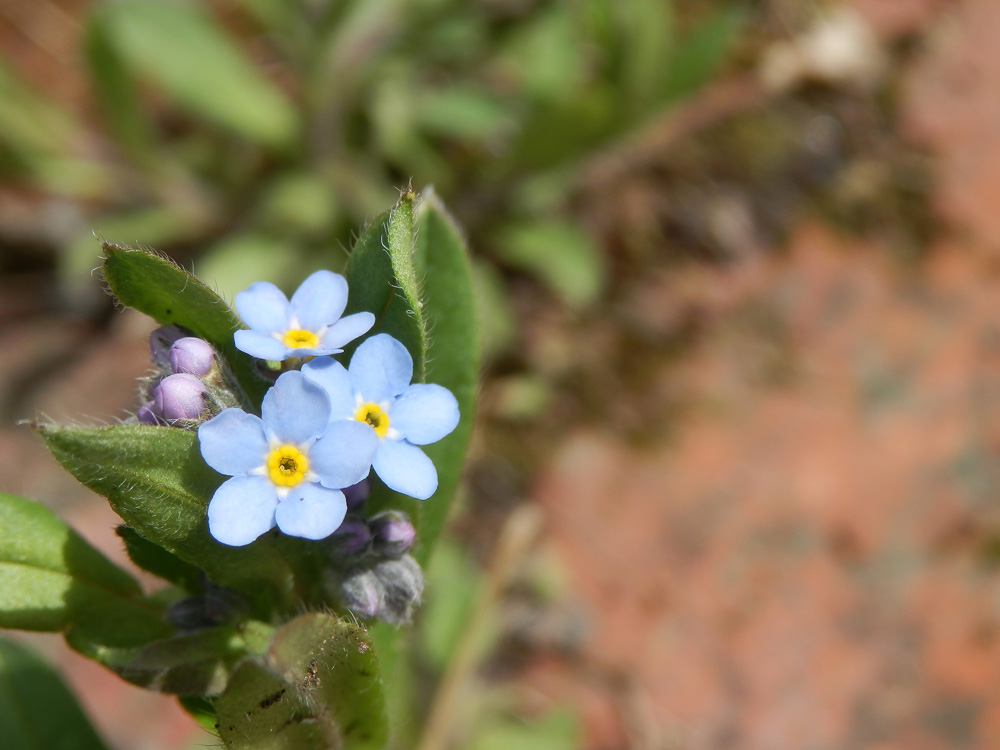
left=2, top=0, right=744, bottom=347
left=0, top=1, right=745, bottom=746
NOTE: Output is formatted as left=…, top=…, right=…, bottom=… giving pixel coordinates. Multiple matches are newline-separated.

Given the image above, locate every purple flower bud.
left=369, top=511, right=416, bottom=557
left=153, top=373, right=207, bottom=421
left=339, top=569, right=384, bottom=619
left=332, top=519, right=373, bottom=556
left=343, top=478, right=371, bottom=510
left=137, top=400, right=162, bottom=425
left=372, top=555, right=423, bottom=624
left=169, top=337, right=215, bottom=376
left=149, top=325, right=188, bottom=368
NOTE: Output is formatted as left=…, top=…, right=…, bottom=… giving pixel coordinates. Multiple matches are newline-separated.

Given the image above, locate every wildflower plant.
left=0, top=191, right=479, bottom=749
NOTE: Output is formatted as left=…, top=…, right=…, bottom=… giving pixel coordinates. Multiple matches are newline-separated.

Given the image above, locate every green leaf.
left=411, top=193, right=481, bottom=562
left=617, top=0, right=675, bottom=113
left=0, top=493, right=170, bottom=646
left=0, top=637, right=110, bottom=750
left=92, top=0, right=298, bottom=148
left=662, top=6, right=745, bottom=103
left=116, top=526, right=203, bottom=592
left=466, top=708, right=579, bottom=750
left=420, top=539, right=482, bottom=670
left=495, top=220, right=605, bottom=309
left=343, top=192, right=429, bottom=375
left=84, top=14, right=156, bottom=163
left=102, top=243, right=267, bottom=407
left=215, top=660, right=335, bottom=749
left=268, top=614, right=387, bottom=750
left=35, top=425, right=295, bottom=613
left=0, top=59, right=80, bottom=158
left=66, top=625, right=246, bottom=696
left=215, top=614, right=386, bottom=750
left=415, top=88, right=510, bottom=141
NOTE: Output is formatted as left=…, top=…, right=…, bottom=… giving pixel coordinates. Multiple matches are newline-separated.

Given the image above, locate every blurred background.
left=4, top=0, right=1000, bottom=748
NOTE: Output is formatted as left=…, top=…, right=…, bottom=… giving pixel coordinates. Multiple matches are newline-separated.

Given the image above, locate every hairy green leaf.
left=102, top=244, right=267, bottom=406
left=0, top=493, right=169, bottom=646
left=343, top=193, right=428, bottom=375
left=0, top=637, right=110, bottom=750
left=216, top=613, right=385, bottom=750
left=35, top=425, right=295, bottom=612
left=411, top=193, right=481, bottom=562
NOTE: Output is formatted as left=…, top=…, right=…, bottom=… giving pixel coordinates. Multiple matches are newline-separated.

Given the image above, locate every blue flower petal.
left=262, top=370, right=331, bottom=445
left=349, top=334, right=413, bottom=404
left=199, top=408, right=268, bottom=475
left=301, top=357, right=357, bottom=419
left=234, top=330, right=287, bottom=360
left=274, top=483, right=347, bottom=540
left=320, top=312, right=376, bottom=351
left=310, top=420, right=378, bottom=488
left=390, top=384, right=460, bottom=445
left=235, top=281, right=290, bottom=333
left=373, top=440, right=438, bottom=500
left=207, top=476, right=278, bottom=546
left=289, top=270, right=349, bottom=332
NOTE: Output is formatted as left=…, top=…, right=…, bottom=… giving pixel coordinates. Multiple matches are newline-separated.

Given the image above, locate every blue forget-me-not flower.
left=233, top=270, right=375, bottom=361
left=303, top=333, right=459, bottom=500
left=198, top=370, right=378, bottom=546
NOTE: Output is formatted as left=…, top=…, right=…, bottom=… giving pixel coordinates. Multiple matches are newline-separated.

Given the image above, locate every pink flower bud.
left=153, top=373, right=207, bottom=421
left=137, top=400, right=161, bottom=425
left=170, top=337, right=215, bottom=376
left=369, top=511, right=416, bottom=557
left=149, top=325, right=187, bottom=368
left=332, top=520, right=373, bottom=556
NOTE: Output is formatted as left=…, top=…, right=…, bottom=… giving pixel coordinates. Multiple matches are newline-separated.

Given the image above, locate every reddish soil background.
left=4, top=1, right=1000, bottom=749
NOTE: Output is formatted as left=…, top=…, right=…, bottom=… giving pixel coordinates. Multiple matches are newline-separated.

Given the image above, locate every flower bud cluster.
left=326, top=482, right=423, bottom=624
left=137, top=326, right=242, bottom=428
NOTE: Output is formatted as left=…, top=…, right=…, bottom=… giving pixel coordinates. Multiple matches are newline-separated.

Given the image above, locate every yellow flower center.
left=282, top=328, right=320, bottom=350
left=266, top=445, right=309, bottom=487
left=355, top=402, right=390, bottom=438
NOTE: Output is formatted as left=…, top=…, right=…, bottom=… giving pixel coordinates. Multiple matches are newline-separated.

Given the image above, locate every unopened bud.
left=369, top=511, right=415, bottom=557
left=372, top=555, right=423, bottom=624
left=149, top=325, right=187, bottom=368
left=170, top=337, right=215, bottom=377
left=343, top=478, right=370, bottom=510
left=339, top=569, right=384, bottom=619
left=153, top=373, right=207, bottom=421
left=137, top=400, right=161, bottom=425
left=332, top=519, right=372, bottom=556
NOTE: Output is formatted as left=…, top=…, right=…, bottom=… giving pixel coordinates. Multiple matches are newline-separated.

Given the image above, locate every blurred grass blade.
left=0, top=493, right=171, bottom=647
left=93, top=0, right=298, bottom=148
left=102, top=243, right=267, bottom=407
left=0, top=59, right=80, bottom=157
left=415, top=88, right=510, bottom=141
left=84, top=13, right=156, bottom=163
left=662, top=6, right=746, bottom=102
left=496, top=220, right=605, bottom=309
left=618, top=0, right=675, bottom=113
left=411, top=192, right=480, bottom=563
left=0, top=637, right=110, bottom=750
